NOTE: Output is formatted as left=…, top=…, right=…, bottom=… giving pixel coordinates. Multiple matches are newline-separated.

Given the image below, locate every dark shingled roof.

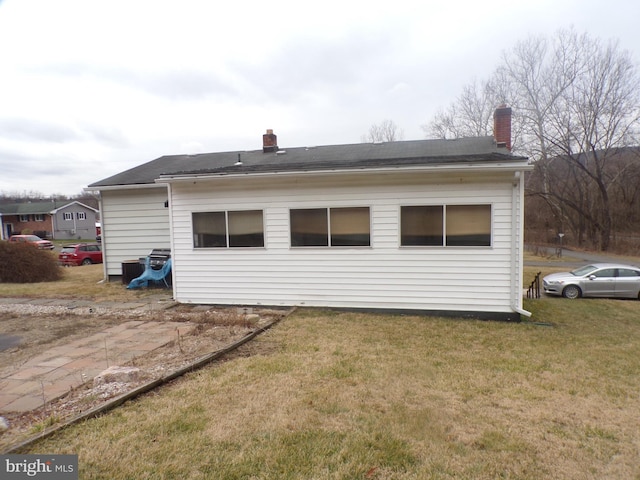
left=88, top=136, right=527, bottom=188
left=0, top=200, right=75, bottom=215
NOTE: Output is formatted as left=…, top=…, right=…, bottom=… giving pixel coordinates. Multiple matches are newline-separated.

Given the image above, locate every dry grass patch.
left=0, top=264, right=158, bottom=301
left=19, top=300, right=640, bottom=479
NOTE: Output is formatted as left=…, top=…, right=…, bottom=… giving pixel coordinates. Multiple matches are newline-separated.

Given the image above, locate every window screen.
left=400, top=206, right=443, bottom=246
left=228, top=210, right=264, bottom=247
left=290, top=207, right=370, bottom=247
left=445, top=205, right=491, bottom=246
left=193, top=212, right=226, bottom=248
left=193, top=210, right=264, bottom=248
left=290, top=208, right=329, bottom=247
left=330, top=207, right=370, bottom=246
left=401, top=204, right=491, bottom=247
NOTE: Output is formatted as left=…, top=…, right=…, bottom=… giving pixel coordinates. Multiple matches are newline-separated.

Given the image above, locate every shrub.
left=0, top=241, right=62, bottom=283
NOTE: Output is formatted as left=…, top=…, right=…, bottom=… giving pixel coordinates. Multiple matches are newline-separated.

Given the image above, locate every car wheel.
left=562, top=285, right=582, bottom=299
left=81, top=258, right=93, bottom=266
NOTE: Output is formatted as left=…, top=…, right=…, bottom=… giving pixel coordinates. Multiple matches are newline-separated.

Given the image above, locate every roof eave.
left=156, top=161, right=533, bottom=184
left=84, top=183, right=169, bottom=193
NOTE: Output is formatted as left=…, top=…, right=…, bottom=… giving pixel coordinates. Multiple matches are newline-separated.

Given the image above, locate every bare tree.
left=423, top=29, right=640, bottom=251
left=499, top=30, right=592, bottom=245
left=423, top=79, right=503, bottom=140
left=525, top=33, right=640, bottom=250
left=362, top=120, right=404, bottom=143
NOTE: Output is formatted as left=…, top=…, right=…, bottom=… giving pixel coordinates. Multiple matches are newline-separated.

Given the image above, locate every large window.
left=193, top=210, right=264, bottom=248
left=401, top=204, right=491, bottom=247
left=291, top=207, right=370, bottom=247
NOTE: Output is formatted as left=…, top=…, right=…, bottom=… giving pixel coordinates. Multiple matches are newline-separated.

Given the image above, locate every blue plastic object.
left=127, top=257, right=172, bottom=289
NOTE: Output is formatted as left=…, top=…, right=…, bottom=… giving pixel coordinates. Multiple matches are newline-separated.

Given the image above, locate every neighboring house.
left=0, top=201, right=99, bottom=240
left=88, top=107, right=532, bottom=320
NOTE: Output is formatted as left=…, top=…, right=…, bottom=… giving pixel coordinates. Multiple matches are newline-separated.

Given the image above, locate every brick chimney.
left=263, top=129, right=278, bottom=153
left=493, top=106, right=512, bottom=151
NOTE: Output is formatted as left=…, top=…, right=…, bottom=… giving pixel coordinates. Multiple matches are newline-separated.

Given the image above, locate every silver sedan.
left=543, top=263, right=640, bottom=299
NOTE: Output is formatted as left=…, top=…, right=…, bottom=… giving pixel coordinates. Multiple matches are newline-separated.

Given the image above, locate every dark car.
left=543, top=263, right=640, bottom=299
left=58, top=243, right=103, bottom=266
left=8, top=234, right=55, bottom=250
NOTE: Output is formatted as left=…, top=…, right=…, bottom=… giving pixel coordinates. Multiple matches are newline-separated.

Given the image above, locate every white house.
left=88, top=107, right=531, bottom=320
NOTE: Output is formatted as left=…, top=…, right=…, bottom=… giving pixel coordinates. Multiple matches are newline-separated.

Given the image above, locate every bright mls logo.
left=1, top=455, right=78, bottom=479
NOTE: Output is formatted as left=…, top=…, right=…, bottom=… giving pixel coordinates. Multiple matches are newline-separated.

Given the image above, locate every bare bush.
left=0, top=242, right=62, bottom=283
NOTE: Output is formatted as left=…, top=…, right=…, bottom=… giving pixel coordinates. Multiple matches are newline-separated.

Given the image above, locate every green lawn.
left=19, top=296, right=640, bottom=479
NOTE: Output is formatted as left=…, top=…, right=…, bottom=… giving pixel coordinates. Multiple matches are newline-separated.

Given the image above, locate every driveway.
left=524, top=246, right=638, bottom=268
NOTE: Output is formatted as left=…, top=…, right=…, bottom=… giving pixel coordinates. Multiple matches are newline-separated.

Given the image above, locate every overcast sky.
left=1, top=0, right=639, bottom=196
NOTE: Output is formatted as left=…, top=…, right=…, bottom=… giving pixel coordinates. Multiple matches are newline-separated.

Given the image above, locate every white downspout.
left=512, top=171, right=532, bottom=318
left=165, top=183, right=176, bottom=301
left=96, top=193, right=108, bottom=283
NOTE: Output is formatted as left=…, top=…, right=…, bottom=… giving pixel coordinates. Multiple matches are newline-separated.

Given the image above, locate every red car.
left=9, top=234, right=55, bottom=250
left=58, top=243, right=103, bottom=266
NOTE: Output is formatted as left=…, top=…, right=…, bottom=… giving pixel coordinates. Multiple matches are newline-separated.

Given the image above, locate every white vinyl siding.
left=100, top=187, right=171, bottom=278
left=168, top=171, right=522, bottom=315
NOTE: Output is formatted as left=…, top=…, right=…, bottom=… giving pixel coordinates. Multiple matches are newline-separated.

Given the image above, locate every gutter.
left=157, top=162, right=534, bottom=184
left=83, top=183, right=169, bottom=193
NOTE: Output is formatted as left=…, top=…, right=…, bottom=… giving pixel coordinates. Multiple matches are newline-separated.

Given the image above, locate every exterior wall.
left=52, top=204, right=98, bottom=240
left=4, top=214, right=53, bottom=238
left=100, top=187, right=171, bottom=279
left=169, top=171, right=524, bottom=318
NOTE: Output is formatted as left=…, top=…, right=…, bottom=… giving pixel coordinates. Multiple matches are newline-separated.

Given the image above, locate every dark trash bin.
left=122, top=260, right=145, bottom=285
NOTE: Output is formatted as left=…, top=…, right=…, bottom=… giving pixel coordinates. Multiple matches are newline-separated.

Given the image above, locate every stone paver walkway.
left=0, top=295, right=195, bottom=413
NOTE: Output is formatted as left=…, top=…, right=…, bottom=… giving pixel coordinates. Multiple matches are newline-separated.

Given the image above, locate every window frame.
left=76, top=212, right=87, bottom=220
left=400, top=203, right=493, bottom=248
left=400, top=205, right=443, bottom=246
left=290, top=206, right=371, bottom=248
left=63, top=212, right=73, bottom=221
left=192, top=210, right=265, bottom=249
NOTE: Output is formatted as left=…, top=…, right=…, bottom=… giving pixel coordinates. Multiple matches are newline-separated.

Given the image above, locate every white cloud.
left=0, top=0, right=639, bottom=195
